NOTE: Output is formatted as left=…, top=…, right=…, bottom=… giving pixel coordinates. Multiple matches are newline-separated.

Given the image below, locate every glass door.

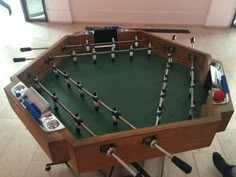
left=20, top=0, right=47, bottom=22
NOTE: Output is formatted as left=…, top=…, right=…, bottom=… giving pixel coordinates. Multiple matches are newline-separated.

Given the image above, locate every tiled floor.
left=0, top=1, right=235, bottom=177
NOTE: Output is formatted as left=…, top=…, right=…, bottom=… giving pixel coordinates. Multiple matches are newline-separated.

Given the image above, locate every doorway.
left=20, top=0, right=47, bottom=22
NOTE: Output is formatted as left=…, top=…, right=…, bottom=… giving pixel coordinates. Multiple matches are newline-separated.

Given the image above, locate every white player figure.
left=93, top=94, right=99, bottom=110
left=165, top=68, right=169, bottom=77
left=78, top=82, right=84, bottom=96
left=72, top=51, right=78, bottom=62
left=134, top=36, right=139, bottom=47
left=168, top=52, right=173, bottom=64
left=112, top=109, right=118, bottom=125
left=85, top=40, right=90, bottom=51
left=129, top=45, right=134, bottom=57
left=64, top=72, right=70, bottom=84
left=147, top=43, right=152, bottom=55
left=156, top=109, right=162, bottom=125
left=112, top=38, right=116, bottom=49
left=52, top=63, right=58, bottom=76
left=92, top=48, right=96, bottom=62
left=111, top=47, right=116, bottom=60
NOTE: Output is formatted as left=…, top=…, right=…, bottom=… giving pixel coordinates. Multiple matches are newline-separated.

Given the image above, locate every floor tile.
left=194, top=152, right=222, bottom=177
left=0, top=102, right=18, bottom=119
left=0, top=97, right=8, bottom=115
left=193, top=136, right=224, bottom=155
left=0, top=88, right=5, bottom=97
left=0, top=118, right=20, bottom=156
left=226, top=114, right=236, bottom=130
left=0, top=128, right=38, bottom=177
left=76, top=170, right=103, bottom=177
left=32, top=146, right=50, bottom=162
left=217, top=130, right=236, bottom=165
left=143, top=157, right=164, bottom=177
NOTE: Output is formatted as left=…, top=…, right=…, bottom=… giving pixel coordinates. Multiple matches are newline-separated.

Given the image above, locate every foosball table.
left=4, top=28, right=234, bottom=177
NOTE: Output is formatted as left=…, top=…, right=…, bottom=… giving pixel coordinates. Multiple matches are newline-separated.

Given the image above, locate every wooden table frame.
left=4, top=31, right=234, bottom=173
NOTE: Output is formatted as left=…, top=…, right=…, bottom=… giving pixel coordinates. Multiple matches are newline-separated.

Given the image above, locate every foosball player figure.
left=74, top=113, right=81, bottom=133
left=92, top=48, right=97, bottom=64
left=147, top=43, right=152, bottom=57
left=85, top=40, right=90, bottom=51
left=63, top=72, right=71, bottom=88
left=129, top=45, right=134, bottom=62
left=134, top=36, right=139, bottom=47
left=93, top=92, right=99, bottom=111
left=112, top=107, right=120, bottom=126
left=71, top=51, right=78, bottom=63
left=51, top=63, right=59, bottom=78
left=111, top=47, right=116, bottom=63
left=112, top=38, right=116, bottom=49
left=77, top=81, right=84, bottom=98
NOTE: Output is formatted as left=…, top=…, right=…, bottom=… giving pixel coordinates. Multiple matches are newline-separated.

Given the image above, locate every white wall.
left=45, top=0, right=72, bottom=23
left=44, top=0, right=236, bottom=27
left=69, top=0, right=212, bottom=25
left=205, top=0, right=236, bottom=27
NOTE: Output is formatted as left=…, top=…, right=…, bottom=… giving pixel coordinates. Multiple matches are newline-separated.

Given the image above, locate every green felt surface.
left=40, top=50, right=208, bottom=138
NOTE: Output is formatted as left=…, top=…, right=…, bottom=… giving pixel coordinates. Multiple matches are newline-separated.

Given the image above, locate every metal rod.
left=159, top=156, right=165, bottom=177
left=63, top=39, right=146, bottom=49
left=107, top=148, right=138, bottom=177
left=53, top=54, right=72, bottom=59
left=36, top=80, right=96, bottom=137
left=154, top=144, right=172, bottom=158
left=189, top=37, right=196, bottom=119
left=25, top=58, right=35, bottom=60
left=155, top=54, right=173, bottom=126
left=118, top=116, right=136, bottom=129
left=95, top=44, right=113, bottom=49
left=150, top=140, right=172, bottom=158
left=32, top=47, right=48, bottom=50
left=51, top=47, right=152, bottom=59
left=80, top=122, right=96, bottom=137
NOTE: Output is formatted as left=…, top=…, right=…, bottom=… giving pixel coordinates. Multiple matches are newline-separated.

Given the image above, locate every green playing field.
left=40, top=50, right=208, bottom=138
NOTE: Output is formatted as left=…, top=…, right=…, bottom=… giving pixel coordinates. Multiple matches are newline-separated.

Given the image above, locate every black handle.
left=171, top=156, right=192, bottom=174
left=13, top=57, right=26, bottom=62
left=190, top=37, right=195, bottom=44
left=20, top=47, right=32, bottom=52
